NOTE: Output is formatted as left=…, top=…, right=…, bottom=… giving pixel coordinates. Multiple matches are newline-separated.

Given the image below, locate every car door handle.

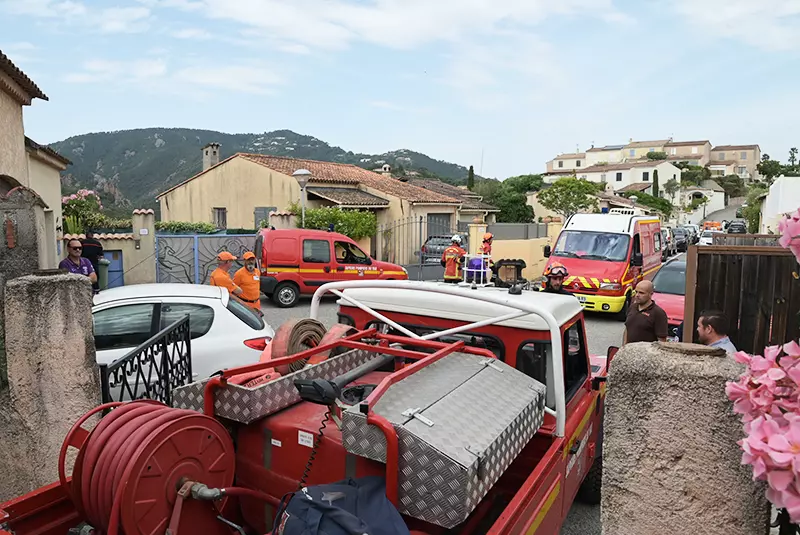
left=324, top=266, right=331, bottom=273
left=569, top=439, right=581, bottom=455
left=336, top=266, right=345, bottom=272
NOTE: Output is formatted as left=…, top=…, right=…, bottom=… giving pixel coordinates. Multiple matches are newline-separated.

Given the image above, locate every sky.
left=2, top=0, right=800, bottom=179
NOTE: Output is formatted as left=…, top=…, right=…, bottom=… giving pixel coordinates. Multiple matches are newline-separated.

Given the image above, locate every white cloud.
left=1, top=0, right=151, bottom=33
left=96, top=6, right=151, bottom=33
left=64, top=57, right=283, bottom=97
left=171, top=28, right=213, bottom=39
left=669, top=0, right=800, bottom=51
left=5, top=41, right=37, bottom=50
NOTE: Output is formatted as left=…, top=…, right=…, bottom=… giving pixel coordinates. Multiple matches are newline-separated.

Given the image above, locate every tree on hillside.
left=675, top=162, right=710, bottom=186
left=537, top=178, right=600, bottom=219
left=664, top=178, right=680, bottom=203
left=653, top=169, right=660, bottom=198
left=714, top=175, right=747, bottom=198
left=647, top=151, right=668, bottom=161
left=757, top=159, right=783, bottom=184
left=790, top=148, right=798, bottom=167
left=619, top=190, right=673, bottom=218
left=467, top=165, right=475, bottom=190
left=504, top=174, right=544, bottom=194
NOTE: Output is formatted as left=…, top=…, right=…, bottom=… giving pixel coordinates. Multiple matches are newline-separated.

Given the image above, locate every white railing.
left=310, top=280, right=567, bottom=437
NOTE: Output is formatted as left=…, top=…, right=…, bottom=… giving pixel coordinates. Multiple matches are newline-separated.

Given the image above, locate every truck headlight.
left=600, top=282, right=622, bottom=291
left=402, top=267, right=408, bottom=275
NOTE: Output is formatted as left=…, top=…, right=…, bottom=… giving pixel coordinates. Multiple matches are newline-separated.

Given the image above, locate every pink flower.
left=767, top=419, right=800, bottom=471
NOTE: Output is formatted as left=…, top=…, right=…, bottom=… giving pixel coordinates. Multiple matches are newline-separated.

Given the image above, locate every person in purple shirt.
left=59, top=238, right=98, bottom=286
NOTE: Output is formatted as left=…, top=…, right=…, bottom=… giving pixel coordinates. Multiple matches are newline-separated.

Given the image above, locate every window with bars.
left=212, top=207, right=227, bottom=229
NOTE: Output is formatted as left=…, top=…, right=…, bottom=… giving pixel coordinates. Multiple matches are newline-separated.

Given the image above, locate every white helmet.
left=451, top=234, right=462, bottom=244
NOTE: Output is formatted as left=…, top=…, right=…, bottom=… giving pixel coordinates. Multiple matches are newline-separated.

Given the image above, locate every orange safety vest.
left=233, top=266, right=261, bottom=311
left=442, top=245, right=466, bottom=280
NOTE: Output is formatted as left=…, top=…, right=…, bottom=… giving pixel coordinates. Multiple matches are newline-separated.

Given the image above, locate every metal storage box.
left=341, top=352, right=546, bottom=528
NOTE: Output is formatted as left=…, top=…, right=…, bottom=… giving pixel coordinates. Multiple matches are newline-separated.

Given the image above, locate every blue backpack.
left=272, top=477, right=409, bottom=535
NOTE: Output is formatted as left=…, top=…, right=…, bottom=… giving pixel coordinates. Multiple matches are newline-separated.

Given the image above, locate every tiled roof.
left=158, top=153, right=460, bottom=204
left=407, top=179, right=499, bottom=211
left=667, top=154, right=703, bottom=161
left=625, top=140, right=670, bottom=148
left=708, top=160, right=737, bottom=166
left=24, top=137, right=70, bottom=165
left=553, top=152, right=585, bottom=159
left=616, top=183, right=652, bottom=193
left=586, top=144, right=625, bottom=153
left=597, top=192, right=635, bottom=206
left=664, top=140, right=710, bottom=147
left=580, top=160, right=670, bottom=173
left=701, top=180, right=725, bottom=192
left=133, top=208, right=155, bottom=215
left=306, top=187, right=390, bottom=207
left=712, top=144, right=759, bottom=151
left=0, top=50, right=47, bottom=100
left=63, top=233, right=134, bottom=240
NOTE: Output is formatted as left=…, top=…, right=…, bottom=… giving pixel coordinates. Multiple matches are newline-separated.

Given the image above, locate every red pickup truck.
left=0, top=280, right=610, bottom=535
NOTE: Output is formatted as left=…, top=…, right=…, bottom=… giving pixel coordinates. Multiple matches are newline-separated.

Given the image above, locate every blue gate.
left=155, top=234, right=256, bottom=284
left=105, top=250, right=125, bottom=288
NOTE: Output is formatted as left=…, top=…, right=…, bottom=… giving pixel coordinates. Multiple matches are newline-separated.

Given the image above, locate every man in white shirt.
left=696, top=310, right=738, bottom=356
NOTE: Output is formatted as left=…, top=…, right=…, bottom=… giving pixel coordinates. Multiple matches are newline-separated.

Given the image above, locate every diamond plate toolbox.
left=341, top=352, right=547, bottom=528
left=171, top=349, right=379, bottom=423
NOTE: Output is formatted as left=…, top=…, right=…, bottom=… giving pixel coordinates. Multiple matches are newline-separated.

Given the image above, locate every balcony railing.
left=99, top=316, right=192, bottom=405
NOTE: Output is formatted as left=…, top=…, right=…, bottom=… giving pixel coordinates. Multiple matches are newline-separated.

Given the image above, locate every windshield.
left=652, top=264, right=686, bottom=295
left=702, top=231, right=714, bottom=237
left=673, top=228, right=686, bottom=236
left=553, top=231, right=630, bottom=262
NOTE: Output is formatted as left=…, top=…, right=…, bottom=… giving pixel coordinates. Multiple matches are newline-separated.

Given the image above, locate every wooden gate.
left=683, top=242, right=800, bottom=355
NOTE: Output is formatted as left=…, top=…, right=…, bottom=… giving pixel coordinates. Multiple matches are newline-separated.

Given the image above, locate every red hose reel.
left=58, top=400, right=236, bottom=535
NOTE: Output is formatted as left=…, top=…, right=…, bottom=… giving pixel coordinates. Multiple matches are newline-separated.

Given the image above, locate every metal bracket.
left=465, top=445, right=485, bottom=480
left=482, top=359, right=504, bottom=372
left=402, top=407, right=434, bottom=427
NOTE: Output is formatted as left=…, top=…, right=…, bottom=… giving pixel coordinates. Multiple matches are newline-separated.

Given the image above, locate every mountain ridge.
left=51, top=127, right=474, bottom=214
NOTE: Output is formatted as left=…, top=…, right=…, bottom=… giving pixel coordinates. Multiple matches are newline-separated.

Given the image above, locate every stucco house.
left=576, top=160, right=682, bottom=192
left=759, top=175, right=800, bottom=233
left=157, top=145, right=483, bottom=235
left=546, top=152, right=585, bottom=174
left=664, top=140, right=711, bottom=166
left=0, top=50, right=70, bottom=268
left=680, top=180, right=726, bottom=225
left=710, top=144, right=761, bottom=181
left=407, top=179, right=499, bottom=224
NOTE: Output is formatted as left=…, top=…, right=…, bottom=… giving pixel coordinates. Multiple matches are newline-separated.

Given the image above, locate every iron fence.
left=99, top=316, right=192, bottom=405
left=156, top=234, right=256, bottom=284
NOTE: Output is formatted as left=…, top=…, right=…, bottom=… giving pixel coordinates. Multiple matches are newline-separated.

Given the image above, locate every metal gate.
left=105, top=250, right=125, bottom=288
left=373, top=216, right=466, bottom=281
left=155, top=234, right=256, bottom=284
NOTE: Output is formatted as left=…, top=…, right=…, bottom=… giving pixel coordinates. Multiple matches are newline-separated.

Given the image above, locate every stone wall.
left=0, top=273, right=100, bottom=501
left=0, top=186, right=46, bottom=387
left=601, top=342, right=769, bottom=535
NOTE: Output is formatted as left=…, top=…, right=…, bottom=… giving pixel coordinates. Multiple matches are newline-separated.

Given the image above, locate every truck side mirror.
left=631, top=252, right=643, bottom=267
left=543, top=245, right=551, bottom=258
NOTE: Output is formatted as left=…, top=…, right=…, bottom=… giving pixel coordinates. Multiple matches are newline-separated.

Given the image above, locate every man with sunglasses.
left=59, top=238, right=98, bottom=286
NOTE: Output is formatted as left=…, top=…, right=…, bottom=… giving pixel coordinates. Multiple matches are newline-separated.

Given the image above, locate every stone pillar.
left=468, top=222, right=487, bottom=255
left=129, top=208, right=156, bottom=285
left=601, top=342, right=769, bottom=535
left=0, top=273, right=100, bottom=502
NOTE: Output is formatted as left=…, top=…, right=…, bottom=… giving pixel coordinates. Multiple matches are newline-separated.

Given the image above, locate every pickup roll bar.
left=310, top=280, right=567, bottom=437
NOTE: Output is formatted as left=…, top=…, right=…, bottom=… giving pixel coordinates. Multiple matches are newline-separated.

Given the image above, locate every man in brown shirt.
left=623, top=280, right=669, bottom=344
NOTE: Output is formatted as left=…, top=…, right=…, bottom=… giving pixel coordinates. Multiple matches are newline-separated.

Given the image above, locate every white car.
left=698, top=230, right=721, bottom=246
left=92, top=284, right=275, bottom=381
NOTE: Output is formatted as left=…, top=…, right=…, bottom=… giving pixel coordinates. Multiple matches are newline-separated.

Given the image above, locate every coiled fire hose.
left=59, top=400, right=238, bottom=535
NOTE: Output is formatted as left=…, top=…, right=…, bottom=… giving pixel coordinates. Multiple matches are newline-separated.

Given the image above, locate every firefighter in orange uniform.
left=210, top=252, right=244, bottom=300
left=234, top=251, right=263, bottom=315
left=481, top=232, right=495, bottom=282
left=441, top=235, right=466, bottom=284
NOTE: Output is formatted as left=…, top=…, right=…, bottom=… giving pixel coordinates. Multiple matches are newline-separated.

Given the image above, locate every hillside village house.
left=0, top=50, right=69, bottom=268
left=576, top=159, right=682, bottom=192
left=157, top=144, right=495, bottom=238
left=547, top=138, right=760, bottom=183
left=680, top=180, right=726, bottom=225
left=710, top=145, right=761, bottom=181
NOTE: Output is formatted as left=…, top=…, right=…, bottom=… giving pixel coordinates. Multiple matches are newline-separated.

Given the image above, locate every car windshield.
left=702, top=231, right=714, bottom=237
left=553, top=231, right=630, bottom=262
left=652, top=264, right=686, bottom=295
left=673, top=229, right=686, bottom=236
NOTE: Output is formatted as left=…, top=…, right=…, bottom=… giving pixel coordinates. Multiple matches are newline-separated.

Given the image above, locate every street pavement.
left=260, top=296, right=625, bottom=534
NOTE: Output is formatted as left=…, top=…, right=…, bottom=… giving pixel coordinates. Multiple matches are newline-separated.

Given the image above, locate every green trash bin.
left=97, top=257, right=111, bottom=291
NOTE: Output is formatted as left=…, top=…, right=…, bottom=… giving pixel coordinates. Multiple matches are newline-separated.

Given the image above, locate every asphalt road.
left=259, top=296, right=625, bottom=534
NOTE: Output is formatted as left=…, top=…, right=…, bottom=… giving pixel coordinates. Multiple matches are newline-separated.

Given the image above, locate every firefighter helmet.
left=544, top=262, right=568, bottom=278
left=451, top=234, right=462, bottom=245
left=483, top=232, right=493, bottom=242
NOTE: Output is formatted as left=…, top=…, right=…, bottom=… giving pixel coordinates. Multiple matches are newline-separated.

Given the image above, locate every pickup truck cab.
left=543, top=213, right=662, bottom=319
left=328, top=280, right=611, bottom=533
left=254, top=227, right=408, bottom=307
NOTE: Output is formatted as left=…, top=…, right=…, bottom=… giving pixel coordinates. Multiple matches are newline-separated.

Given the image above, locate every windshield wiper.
left=554, top=251, right=579, bottom=258
left=578, top=254, right=611, bottom=261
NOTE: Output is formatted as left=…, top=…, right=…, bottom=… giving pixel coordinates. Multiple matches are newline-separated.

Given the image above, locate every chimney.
left=381, top=164, right=392, bottom=176
left=202, top=142, right=221, bottom=171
